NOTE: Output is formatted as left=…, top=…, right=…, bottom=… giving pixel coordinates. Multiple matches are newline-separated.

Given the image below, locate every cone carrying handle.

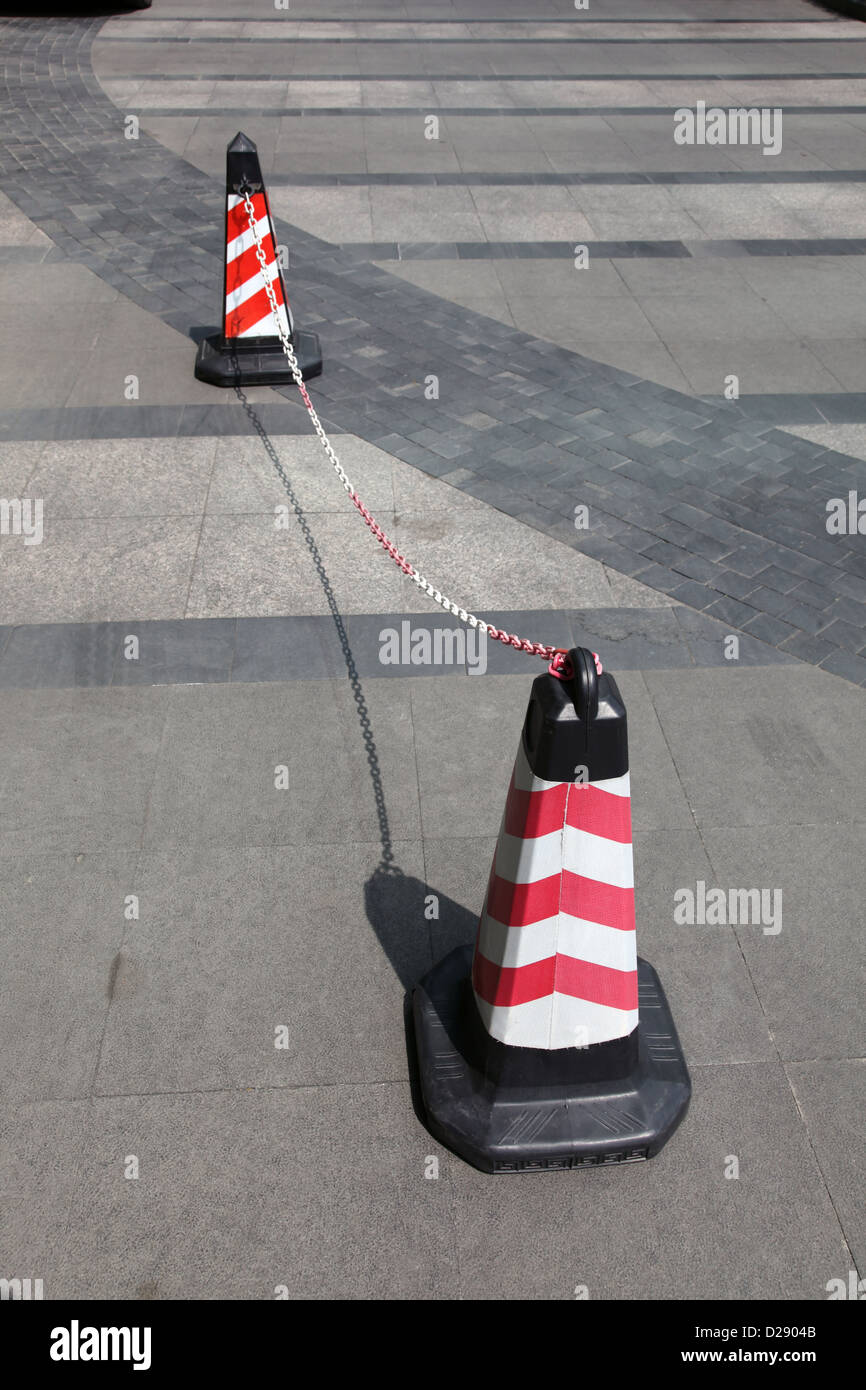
left=566, top=646, right=599, bottom=724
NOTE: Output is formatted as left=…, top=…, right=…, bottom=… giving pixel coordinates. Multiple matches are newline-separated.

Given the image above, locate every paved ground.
left=1, top=0, right=864, bottom=1301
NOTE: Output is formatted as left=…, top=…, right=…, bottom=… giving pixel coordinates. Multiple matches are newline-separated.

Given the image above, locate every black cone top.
left=523, top=649, right=628, bottom=784
left=226, top=132, right=263, bottom=196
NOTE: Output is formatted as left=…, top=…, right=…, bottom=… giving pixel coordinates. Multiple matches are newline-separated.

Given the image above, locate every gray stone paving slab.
left=2, top=853, right=137, bottom=1103
left=49, top=1085, right=456, bottom=1300
left=94, top=841, right=428, bottom=1095
left=139, top=679, right=422, bottom=850
left=408, top=674, right=527, bottom=839
left=0, top=516, right=202, bottom=625
left=632, top=828, right=777, bottom=1068
left=643, top=665, right=866, bottom=829
left=185, top=511, right=410, bottom=618
left=0, top=687, right=167, bottom=857
left=703, top=824, right=866, bottom=1062
left=447, top=1058, right=849, bottom=1300
left=27, top=437, right=217, bottom=518
left=206, top=433, right=395, bottom=515
left=788, top=1061, right=866, bottom=1276
left=0, top=1100, right=90, bottom=1283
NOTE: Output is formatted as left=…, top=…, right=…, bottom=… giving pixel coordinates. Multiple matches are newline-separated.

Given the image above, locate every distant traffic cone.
left=413, top=647, right=690, bottom=1173
left=194, top=132, right=322, bottom=387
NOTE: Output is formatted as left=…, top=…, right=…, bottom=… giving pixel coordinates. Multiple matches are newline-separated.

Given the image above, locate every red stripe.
left=473, top=952, right=555, bottom=1007
left=226, top=193, right=269, bottom=248
left=560, top=871, right=635, bottom=933
left=485, top=870, right=634, bottom=933
left=554, top=955, right=638, bottom=1011
left=473, top=951, right=637, bottom=1012
left=565, top=784, right=632, bottom=843
left=225, top=280, right=285, bottom=339
left=485, top=871, right=560, bottom=927
left=226, top=241, right=279, bottom=300
left=504, top=776, right=568, bottom=839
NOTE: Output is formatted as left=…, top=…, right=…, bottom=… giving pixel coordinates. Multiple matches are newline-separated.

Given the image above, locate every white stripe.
left=234, top=303, right=290, bottom=339
left=477, top=912, right=635, bottom=974
left=474, top=992, right=637, bottom=1050
left=225, top=258, right=279, bottom=314
left=558, top=916, right=637, bottom=973
left=493, top=827, right=562, bottom=885
left=477, top=912, right=558, bottom=969
left=562, top=824, right=634, bottom=888
left=226, top=213, right=273, bottom=265
left=474, top=992, right=553, bottom=1049
left=592, top=771, right=630, bottom=798
left=492, top=823, right=633, bottom=890
left=549, top=994, right=638, bottom=1049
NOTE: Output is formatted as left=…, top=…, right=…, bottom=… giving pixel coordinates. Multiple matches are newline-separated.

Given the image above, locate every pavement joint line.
left=94, top=71, right=866, bottom=81
left=95, top=35, right=866, bottom=45
left=53, top=1056, right=851, bottom=1106
left=131, top=104, right=866, bottom=116
left=84, top=1080, right=419, bottom=1100
left=2, top=16, right=866, bottom=684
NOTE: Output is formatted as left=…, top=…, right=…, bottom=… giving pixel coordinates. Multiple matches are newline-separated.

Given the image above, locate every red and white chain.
left=241, top=189, right=599, bottom=669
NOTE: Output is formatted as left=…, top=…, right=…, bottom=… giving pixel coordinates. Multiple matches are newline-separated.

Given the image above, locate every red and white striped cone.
left=194, top=132, right=322, bottom=387
left=413, top=647, right=690, bottom=1174
left=472, top=734, right=638, bottom=1053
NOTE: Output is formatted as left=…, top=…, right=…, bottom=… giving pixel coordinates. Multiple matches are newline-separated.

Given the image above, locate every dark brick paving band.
left=13, top=236, right=866, bottom=266
left=99, top=14, right=837, bottom=22
left=2, top=16, right=866, bottom=686
left=0, top=403, right=314, bottom=442
left=337, top=239, right=866, bottom=259
left=0, top=608, right=795, bottom=691
left=3, top=393, right=865, bottom=443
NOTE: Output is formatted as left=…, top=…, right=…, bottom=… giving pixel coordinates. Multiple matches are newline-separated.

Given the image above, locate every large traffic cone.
left=412, top=647, right=690, bottom=1173
left=194, top=132, right=322, bottom=387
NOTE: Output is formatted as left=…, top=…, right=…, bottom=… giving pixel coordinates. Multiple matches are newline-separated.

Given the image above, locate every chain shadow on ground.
left=234, top=390, right=480, bottom=1114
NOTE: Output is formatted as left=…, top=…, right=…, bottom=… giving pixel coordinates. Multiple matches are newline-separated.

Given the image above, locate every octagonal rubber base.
left=412, top=945, right=690, bottom=1174
left=194, top=328, right=322, bottom=387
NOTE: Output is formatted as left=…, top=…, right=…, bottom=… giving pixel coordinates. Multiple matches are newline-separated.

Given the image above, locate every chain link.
left=240, top=187, right=568, bottom=663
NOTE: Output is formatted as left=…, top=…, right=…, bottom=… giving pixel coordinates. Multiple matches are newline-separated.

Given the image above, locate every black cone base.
left=412, top=945, right=690, bottom=1174
left=194, top=329, right=322, bottom=387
